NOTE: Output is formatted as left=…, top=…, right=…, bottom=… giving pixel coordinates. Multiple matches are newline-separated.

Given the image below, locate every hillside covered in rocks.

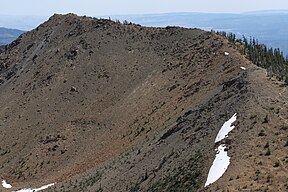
left=0, top=14, right=287, bottom=191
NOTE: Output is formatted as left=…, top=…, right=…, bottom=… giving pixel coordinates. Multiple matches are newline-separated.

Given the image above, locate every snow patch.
left=205, top=113, right=237, bottom=187
left=240, top=67, right=246, bottom=70
left=215, top=113, right=237, bottom=143
left=204, top=144, right=231, bottom=187
left=13, top=183, right=55, bottom=192
left=2, top=180, right=12, bottom=188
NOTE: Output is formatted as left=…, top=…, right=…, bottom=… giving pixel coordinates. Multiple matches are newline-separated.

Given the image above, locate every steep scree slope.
left=0, top=14, right=287, bottom=191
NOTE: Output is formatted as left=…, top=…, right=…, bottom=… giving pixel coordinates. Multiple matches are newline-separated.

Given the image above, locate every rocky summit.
left=0, top=14, right=287, bottom=191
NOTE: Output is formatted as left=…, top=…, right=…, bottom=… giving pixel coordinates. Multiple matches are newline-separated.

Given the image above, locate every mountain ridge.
left=0, top=14, right=287, bottom=191
left=109, top=11, right=288, bottom=55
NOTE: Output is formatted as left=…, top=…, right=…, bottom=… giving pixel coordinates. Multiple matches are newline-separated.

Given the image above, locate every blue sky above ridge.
left=1, top=0, right=288, bottom=16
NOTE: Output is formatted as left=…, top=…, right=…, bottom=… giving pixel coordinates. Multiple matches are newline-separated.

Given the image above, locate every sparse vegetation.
left=0, top=14, right=287, bottom=192
left=214, top=31, right=288, bottom=80
left=263, top=115, right=269, bottom=124
left=50, top=171, right=103, bottom=192
left=284, top=140, right=288, bottom=147
left=258, top=130, right=267, bottom=137
left=264, top=142, right=269, bottom=149
left=264, top=148, right=271, bottom=156
left=147, top=152, right=204, bottom=192
left=273, top=160, right=280, bottom=167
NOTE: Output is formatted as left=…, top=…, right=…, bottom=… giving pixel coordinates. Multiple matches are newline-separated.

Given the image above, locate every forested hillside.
left=215, top=31, right=288, bottom=81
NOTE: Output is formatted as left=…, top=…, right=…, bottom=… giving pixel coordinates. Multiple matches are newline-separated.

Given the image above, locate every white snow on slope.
left=205, top=113, right=237, bottom=187
left=215, top=113, right=237, bottom=143
left=204, top=144, right=230, bottom=187
left=2, top=180, right=12, bottom=188
left=13, top=183, right=55, bottom=192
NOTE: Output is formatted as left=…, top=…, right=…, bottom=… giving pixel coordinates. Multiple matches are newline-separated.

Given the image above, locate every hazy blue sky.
left=1, top=0, right=288, bottom=16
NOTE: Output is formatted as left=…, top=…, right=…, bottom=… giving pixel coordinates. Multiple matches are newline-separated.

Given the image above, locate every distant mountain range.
left=109, top=10, right=288, bottom=55
left=0, top=15, right=47, bottom=30
left=0, top=15, right=47, bottom=45
left=0, top=27, right=24, bottom=45
left=0, top=11, right=288, bottom=55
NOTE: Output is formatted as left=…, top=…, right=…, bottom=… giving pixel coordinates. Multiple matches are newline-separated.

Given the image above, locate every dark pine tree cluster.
left=212, top=30, right=288, bottom=83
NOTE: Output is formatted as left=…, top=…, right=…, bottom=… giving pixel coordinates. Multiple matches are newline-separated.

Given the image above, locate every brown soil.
left=0, top=14, right=287, bottom=192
